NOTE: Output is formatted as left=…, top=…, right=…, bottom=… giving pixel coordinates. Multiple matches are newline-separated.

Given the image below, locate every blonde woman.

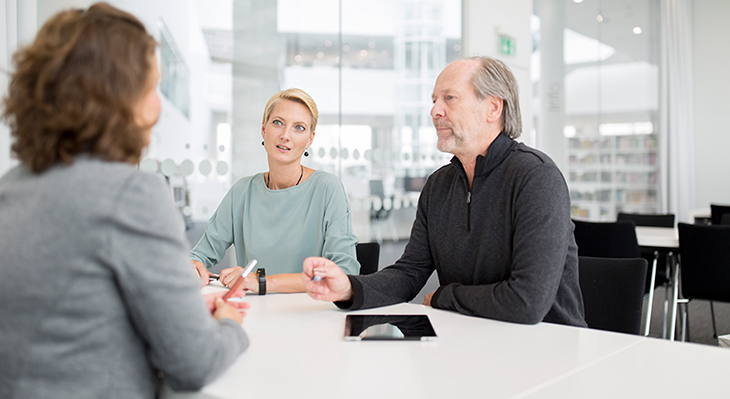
left=191, top=88, right=360, bottom=293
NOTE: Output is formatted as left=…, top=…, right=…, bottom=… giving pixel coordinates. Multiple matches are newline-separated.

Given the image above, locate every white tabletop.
left=635, top=226, right=679, bottom=248
left=164, top=291, right=730, bottom=399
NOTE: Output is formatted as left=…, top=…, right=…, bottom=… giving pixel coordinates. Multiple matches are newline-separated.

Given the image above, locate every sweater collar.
left=449, top=132, right=517, bottom=178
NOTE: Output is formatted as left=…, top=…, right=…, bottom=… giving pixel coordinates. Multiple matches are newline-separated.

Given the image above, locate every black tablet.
left=344, top=314, right=438, bottom=341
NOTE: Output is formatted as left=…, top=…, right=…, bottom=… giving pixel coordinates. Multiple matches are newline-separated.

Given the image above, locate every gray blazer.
left=0, top=158, right=248, bottom=399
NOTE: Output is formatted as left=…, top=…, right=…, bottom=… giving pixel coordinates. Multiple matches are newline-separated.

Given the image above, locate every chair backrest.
left=722, top=213, right=730, bottom=226
left=677, top=223, right=730, bottom=302
left=356, top=242, right=380, bottom=275
left=710, top=204, right=730, bottom=225
left=578, top=256, right=648, bottom=335
left=572, top=219, right=641, bottom=258
left=617, top=212, right=675, bottom=228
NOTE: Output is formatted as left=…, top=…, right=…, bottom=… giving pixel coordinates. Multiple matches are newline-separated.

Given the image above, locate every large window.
left=533, top=0, right=660, bottom=221
left=151, top=0, right=462, bottom=243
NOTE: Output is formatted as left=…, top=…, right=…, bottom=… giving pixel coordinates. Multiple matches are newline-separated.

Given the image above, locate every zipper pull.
left=467, top=191, right=471, bottom=204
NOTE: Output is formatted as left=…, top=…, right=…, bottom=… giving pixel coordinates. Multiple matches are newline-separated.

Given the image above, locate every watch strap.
left=257, top=268, right=266, bottom=295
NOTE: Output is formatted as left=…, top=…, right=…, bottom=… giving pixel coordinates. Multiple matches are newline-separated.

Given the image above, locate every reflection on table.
left=163, top=291, right=730, bottom=399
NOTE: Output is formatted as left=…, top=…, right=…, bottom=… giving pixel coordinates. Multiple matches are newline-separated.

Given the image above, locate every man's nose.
left=431, top=101, right=444, bottom=119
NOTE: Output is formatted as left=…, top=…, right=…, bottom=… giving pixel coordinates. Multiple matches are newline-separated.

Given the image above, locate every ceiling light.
left=573, top=0, right=583, bottom=3
left=597, top=15, right=604, bottom=22
left=633, top=26, right=643, bottom=34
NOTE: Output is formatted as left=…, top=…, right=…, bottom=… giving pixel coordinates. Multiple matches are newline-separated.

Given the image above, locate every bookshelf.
left=568, top=134, right=658, bottom=220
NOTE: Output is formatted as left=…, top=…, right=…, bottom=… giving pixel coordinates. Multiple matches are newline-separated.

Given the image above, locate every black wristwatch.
left=257, top=268, right=266, bottom=295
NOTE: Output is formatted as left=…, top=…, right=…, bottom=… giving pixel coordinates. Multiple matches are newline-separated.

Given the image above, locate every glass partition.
left=533, top=0, right=661, bottom=221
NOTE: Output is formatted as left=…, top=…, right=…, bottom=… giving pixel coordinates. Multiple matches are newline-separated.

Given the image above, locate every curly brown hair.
left=1, top=2, right=157, bottom=173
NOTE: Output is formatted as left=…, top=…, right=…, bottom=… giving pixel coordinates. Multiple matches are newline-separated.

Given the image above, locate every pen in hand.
left=222, top=259, right=258, bottom=301
left=311, top=268, right=323, bottom=282
left=209, top=273, right=220, bottom=281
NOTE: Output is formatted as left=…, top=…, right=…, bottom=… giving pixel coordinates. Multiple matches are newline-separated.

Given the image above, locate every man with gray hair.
left=302, top=56, right=586, bottom=327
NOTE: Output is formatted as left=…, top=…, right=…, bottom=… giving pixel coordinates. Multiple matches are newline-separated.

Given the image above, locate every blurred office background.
left=2, top=0, right=729, bottom=251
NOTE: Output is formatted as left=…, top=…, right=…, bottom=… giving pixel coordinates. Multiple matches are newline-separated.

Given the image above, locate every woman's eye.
left=296, top=125, right=306, bottom=132
left=273, top=120, right=282, bottom=126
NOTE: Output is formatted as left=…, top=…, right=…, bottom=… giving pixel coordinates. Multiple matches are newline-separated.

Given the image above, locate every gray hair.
left=467, top=56, right=522, bottom=138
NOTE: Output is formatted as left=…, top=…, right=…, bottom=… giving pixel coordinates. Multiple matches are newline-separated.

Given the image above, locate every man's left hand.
left=423, top=292, right=434, bottom=307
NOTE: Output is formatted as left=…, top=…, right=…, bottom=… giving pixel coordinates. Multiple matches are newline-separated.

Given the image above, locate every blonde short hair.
left=262, top=88, right=319, bottom=132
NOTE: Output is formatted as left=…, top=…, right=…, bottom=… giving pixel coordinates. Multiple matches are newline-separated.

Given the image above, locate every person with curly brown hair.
left=0, top=3, right=249, bottom=398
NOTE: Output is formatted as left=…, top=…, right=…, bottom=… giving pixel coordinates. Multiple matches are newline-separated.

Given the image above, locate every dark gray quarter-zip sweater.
left=342, top=133, right=587, bottom=327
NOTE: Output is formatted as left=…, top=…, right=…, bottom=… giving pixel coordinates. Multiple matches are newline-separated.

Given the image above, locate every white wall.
left=693, top=0, right=730, bottom=209
left=462, top=0, right=533, bottom=148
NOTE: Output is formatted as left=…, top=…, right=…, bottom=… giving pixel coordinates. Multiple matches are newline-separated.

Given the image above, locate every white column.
left=231, top=0, right=281, bottom=181
left=537, top=0, right=566, bottom=175
left=461, top=0, right=533, bottom=147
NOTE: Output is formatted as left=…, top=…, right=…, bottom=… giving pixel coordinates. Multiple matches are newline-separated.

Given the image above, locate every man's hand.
left=302, top=257, right=354, bottom=302
left=423, top=292, right=435, bottom=307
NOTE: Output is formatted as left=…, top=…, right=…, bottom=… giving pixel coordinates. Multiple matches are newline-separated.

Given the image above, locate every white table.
left=635, top=226, right=685, bottom=340
left=163, top=292, right=730, bottom=399
left=635, top=226, right=679, bottom=248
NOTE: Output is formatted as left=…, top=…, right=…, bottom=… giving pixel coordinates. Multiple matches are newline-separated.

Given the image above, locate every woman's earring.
left=261, top=141, right=264, bottom=146
left=304, top=150, right=309, bottom=157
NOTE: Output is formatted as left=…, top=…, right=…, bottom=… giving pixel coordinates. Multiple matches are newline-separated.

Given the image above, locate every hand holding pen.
left=302, top=256, right=354, bottom=302
left=221, top=259, right=258, bottom=300
left=218, top=259, right=259, bottom=290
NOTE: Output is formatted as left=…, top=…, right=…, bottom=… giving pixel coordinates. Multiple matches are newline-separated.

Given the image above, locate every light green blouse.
left=190, top=170, right=360, bottom=275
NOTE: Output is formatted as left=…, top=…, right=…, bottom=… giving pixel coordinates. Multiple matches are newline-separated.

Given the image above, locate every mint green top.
left=190, top=170, right=360, bottom=275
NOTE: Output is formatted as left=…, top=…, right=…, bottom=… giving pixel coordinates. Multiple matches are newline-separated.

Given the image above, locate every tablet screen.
left=344, top=314, right=437, bottom=341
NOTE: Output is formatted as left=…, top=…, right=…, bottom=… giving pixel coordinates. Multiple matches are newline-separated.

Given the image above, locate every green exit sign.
left=499, top=35, right=516, bottom=56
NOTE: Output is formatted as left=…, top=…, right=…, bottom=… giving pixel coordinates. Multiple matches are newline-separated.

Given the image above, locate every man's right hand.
left=302, top=257, right=353, bottom=302
left=192, top=260, right=211, bottom=287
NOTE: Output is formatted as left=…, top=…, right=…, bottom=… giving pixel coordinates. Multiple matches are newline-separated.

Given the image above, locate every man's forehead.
left=433, top=61, right=477, bottom=93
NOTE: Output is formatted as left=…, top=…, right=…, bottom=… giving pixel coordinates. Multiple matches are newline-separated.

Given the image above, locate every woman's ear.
left=308, top=131, right=316, bottom=147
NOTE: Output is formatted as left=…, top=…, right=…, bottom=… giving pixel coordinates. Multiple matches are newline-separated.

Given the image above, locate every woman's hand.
left=204, top=291, right=250, bottom=324
left=302, top=257, right=353, bottom=302
left=219, top=266, right=259, bottom=292
left=192, top=260, right=212, bottom=287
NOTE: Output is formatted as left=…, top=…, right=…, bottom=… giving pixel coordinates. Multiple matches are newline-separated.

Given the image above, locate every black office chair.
left=710, top=204, right=730, bottom=225
left=573, top=219, right=649, bottom=334
left=356, top=242, right=380, bottom=275
left=572, top=219, right=640, bottom=258
left=617, top=213, right=676, bottom=336
left=721, top=213, right=730, bottom=226
left=674, top=223, right=730, bottom=341
left=369, top=180, right=398, bottom=244
left=579, top=256, right=648, bottom=335
left=617, top=213, right=674, bottom=228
